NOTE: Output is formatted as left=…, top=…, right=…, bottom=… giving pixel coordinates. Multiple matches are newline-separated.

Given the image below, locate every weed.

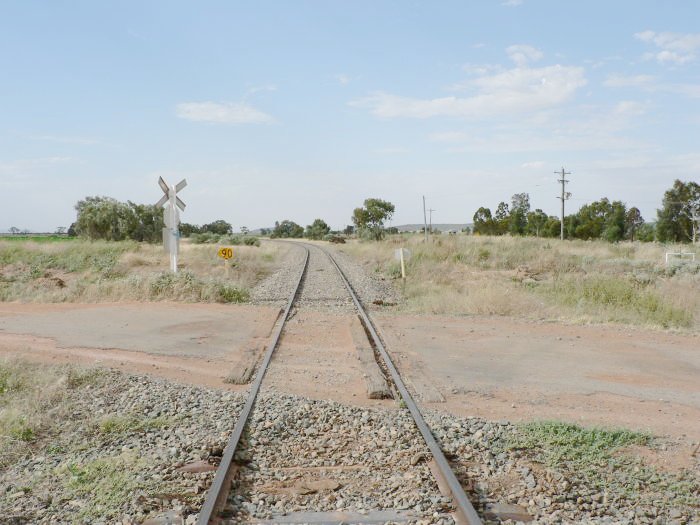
left=504, top=420, right=650, bottom=470
left=97, top=414, right=173, bottom=435
left=217, top=284, right=249, bottom=303
left=61, top=453, right=161, bottom=521
left=66, top=367, right=105, bottom=389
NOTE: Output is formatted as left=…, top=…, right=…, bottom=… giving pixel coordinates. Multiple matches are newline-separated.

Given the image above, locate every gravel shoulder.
left=2, top=363, right=697, bottom=524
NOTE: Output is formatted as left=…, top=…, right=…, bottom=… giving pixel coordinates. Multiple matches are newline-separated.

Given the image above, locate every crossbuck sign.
left=156, top=177, right=187, bottom=272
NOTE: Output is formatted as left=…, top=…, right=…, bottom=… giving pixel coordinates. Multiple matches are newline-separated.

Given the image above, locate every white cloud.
left=635, top=30, right=700, bottom=64
left=502, top=0, right=523, bottom=6
left=506, top=44, right=543, bottom=66
left=335, top=74, right=351, bottom=85
left=604, top=73, right=700, bottom=99
left=176, top=101, right=274, bottom=124
left=603, top=74, right=655, bottom=87
left=350, top=64, right=586, bottom=119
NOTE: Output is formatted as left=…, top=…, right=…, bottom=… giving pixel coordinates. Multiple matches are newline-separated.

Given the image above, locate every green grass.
left=502, top=421, right=698, bottom=507
left=505, top=420, right=651, bottom=470
left=61, top=453, right=161, bottom=521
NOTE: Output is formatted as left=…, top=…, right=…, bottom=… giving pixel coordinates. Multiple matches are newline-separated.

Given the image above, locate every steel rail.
left=196, top=245, right=310, bottom=525
left=317, top=244, right=483, bottom=525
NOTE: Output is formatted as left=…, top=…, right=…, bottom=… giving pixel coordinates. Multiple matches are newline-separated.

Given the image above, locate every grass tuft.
left=505, top=420, right=651, bottom=469
left=97, top=414, right=174, bottom=435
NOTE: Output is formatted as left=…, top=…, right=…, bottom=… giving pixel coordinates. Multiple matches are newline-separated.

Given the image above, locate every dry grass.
left=0, top=239, right=287, bottom=303
left=339, top=235, right=700, bottom=330
left=0, top=360, right=105, bottom=468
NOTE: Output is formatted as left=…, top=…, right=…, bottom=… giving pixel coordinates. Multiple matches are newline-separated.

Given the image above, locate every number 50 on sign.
left=217, top=247, right=233, bottom=260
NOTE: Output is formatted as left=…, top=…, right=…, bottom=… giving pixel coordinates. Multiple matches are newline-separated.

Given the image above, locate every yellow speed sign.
left=217, top=247, right=233, bottom=260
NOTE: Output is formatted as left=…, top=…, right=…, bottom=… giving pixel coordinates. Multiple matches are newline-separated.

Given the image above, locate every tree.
left=624, top=207, right=645, bottom=241
left=74, top=196, right=132, bottom=240
left=9, top=226, right=20, bottom=235
left=656, top=180, right=700, bottom=243
left=343, top=225, right=355, bottom=236
left=509, top=193, right=530, bottom=235
left=179, top=223, right=201, bottom=237
left=240, top=226, right=249, bottom=235
left=201, top=220, right=233, bottom=235
left=271, top=220, right=304, bottom=238
left=55, top=226, right=67, bottom=235
left=352, top=198, right=395, bottom=240
left=74, top=196, right=165, bottom=242
left=259, top=228, right=270, bottom=236
left=472, top=207, right=496, bottom=235
left=525, top=209, right=548, bottom=237
left=494, top=202, right=510, bottom=234
left=305, top=219, right=331, bottom=240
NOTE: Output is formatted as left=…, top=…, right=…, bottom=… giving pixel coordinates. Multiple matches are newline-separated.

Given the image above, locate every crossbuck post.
left=156, top=177, right=187, bottom=273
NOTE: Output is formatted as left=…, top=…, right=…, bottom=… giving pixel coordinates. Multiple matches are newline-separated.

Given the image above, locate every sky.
left=1, top=1, right=699, bottom=232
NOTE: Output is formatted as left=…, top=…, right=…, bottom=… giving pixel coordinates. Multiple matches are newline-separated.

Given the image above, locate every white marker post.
left=156, top=177, right=187, bottom=273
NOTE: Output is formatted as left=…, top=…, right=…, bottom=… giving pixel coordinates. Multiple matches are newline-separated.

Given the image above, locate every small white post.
left=400, top=248, right=406, bottom=280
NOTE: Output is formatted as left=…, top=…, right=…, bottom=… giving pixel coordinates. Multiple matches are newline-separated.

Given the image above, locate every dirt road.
left=1, top=300, right=698, bottom=442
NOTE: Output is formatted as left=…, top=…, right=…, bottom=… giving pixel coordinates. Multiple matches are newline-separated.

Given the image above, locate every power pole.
left=423, top=196, right=428, bottom=242
left=555, top=167, right=571, bottom=241
left=428, top=208, right=436, bottom=234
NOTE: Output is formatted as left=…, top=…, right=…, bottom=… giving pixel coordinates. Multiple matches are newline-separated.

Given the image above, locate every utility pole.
left=423, top=196, right=428, bottom=242
left=428, top=208, right=436, bottom=234
left=555, top=167, right=571, bottom=241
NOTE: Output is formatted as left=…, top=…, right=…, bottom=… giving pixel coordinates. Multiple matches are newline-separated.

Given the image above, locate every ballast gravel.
left=2, top=368, right=697, bottom=524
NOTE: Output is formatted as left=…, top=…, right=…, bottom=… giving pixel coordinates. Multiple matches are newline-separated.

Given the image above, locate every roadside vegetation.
left=0, top=238, right=287, bottom=303
left=339, top=235, right=700, bottom=330
left=499, top=420, right=698, bottom=510
left=0, top=359, right=241, bottom=522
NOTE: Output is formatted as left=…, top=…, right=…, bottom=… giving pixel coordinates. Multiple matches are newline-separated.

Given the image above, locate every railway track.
left=196, top=242, right=483, bottom=525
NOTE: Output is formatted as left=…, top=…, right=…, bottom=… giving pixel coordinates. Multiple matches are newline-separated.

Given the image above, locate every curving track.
left=196, top=242, right=483, bottom=525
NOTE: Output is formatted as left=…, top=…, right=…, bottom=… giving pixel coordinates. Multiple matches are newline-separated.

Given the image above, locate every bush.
left=324, top=234, right=346, bottom=244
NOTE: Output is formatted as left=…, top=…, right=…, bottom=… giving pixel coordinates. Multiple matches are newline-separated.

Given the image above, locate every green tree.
left=636, top=223, right=656, bottom=242
left=624, top=207, right=644, bottom=241
left=472, top=207, right=496, bottom=235
left=179, top=223, right=201, bottom=237
left=656, top=180, right=700, bottom=243
left=305, top=218, right=331, bottom=240
left=75, top=196, right=131, bottom=240
left=352, top=198, right=395, bottom=240
left=494, top=202, right=510, bottom=234
left=271, top=220, right=304, bottom=238
left=125, top=202, right=164, bottom=242
left=343, top=225, right=355, bottom=235
left=543, top=216, right=561, bottom=238
left=525, top=209, right=548, bottom=237
left=508, top=193, right=530, bottom=235
left=201, top=220, right=233, bottom=235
